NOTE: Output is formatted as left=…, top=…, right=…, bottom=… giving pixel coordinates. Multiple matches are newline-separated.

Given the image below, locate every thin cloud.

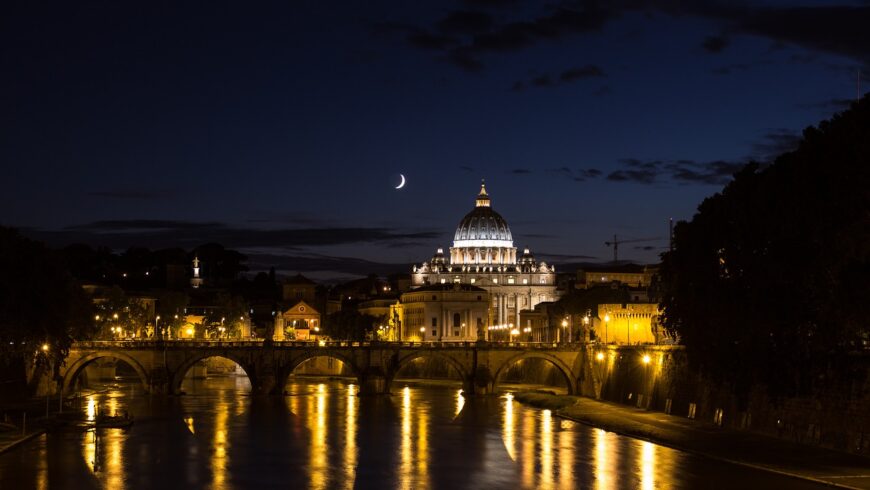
left=512, top=64, right=605, bottom=90
left=606, top=158, right=745, bottom=185
left=88, top=190, right=175, bottom=199
left=702, top=35, right=729, bottom=53
left=32, top=221, right=441, bottom=251
left=751, top=128, right=801, bottom=161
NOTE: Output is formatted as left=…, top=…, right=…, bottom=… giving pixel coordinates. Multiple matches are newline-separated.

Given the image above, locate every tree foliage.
left=324, top=310, right=377, bottom=341
left=0, top=227, right=94, bottom=395
left=659, top=96, right=870, bottom=398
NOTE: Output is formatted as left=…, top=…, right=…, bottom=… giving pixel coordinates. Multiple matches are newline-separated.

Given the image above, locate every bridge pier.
left=467, top=366, right=496, bottom=396
left=358, top=368, right=390, bottom=395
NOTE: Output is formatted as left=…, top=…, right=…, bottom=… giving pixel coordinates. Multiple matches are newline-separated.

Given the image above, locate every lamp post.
left=561, top=318, right=568, bottom=345
left=583, top=313, right=590, bottom=342
left=155, top=315, right=160, bottom=340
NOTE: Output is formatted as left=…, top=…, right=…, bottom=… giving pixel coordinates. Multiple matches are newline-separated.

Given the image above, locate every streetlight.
left=603, top=313, right=610, bottom=344
left=155, top=315, right=160, bottom=340
left=419, top=326, right=426, bottom=341
left=522, top=326, right=532, bottom=342
left=583, top=314, right=590, bottom=342
left=510, top=328, right=519, bottom=342
left=561, top=318, right=568, bottom=344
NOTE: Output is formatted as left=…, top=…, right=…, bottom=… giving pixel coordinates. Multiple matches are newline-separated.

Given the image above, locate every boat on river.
left=94, top=413, right=134, bottom=429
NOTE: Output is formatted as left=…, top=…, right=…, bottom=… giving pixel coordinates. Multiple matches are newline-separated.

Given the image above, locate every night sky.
left=3, top=1, right=868, bottom=280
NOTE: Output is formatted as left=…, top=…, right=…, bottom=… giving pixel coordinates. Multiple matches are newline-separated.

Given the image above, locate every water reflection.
left=0, top=378, right=829, bottom=490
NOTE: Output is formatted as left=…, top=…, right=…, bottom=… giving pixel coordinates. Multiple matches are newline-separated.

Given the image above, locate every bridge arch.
left=392, top=351, right=470, bottom=384
left=62, top=351, right=151, bottom=395
left=491, top=352, right=577, bottom=395
left=279, top=350, right=361, bottom=389
left=171, top=353, right=257, bottom=394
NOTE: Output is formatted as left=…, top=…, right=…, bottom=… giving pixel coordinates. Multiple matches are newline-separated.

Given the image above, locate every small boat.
left=95, top=413, right=134, bottom=429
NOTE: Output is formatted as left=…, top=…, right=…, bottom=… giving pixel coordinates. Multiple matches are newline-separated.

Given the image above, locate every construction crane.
left=604, top=235, right=662, bottom=262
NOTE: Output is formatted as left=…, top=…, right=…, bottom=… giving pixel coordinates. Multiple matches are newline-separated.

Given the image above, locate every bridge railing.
left=71, top=340, right=590, bottom=349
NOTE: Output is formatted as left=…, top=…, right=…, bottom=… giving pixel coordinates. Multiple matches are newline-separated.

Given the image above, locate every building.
left=411, top=182, right=560, bottom=330
left=273, top=300, right=321, bottom=341
left=398, top=283, right=490, bottom=341
left=595, top=303, right=665, bottom=345
left=282, top=274, right=317, bottom=304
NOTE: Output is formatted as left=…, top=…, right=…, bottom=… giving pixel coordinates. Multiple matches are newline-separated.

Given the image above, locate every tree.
left=155, top=290, right=190, bottom=338
left=93, top=286, right=150, bottom=338
left=659, top=95, right=870, bottom=398
left=0, top=227, right=94, bottom=397
left=204, top=293, right=248, bottom=339
left=324, top=310, right=377, bottom=341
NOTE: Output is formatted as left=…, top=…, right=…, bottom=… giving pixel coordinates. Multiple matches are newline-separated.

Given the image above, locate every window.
left=432, top=317, right=437, bottom=327
left=454, top=329, right=460, bottom=336
left=522, top=278, right=528, bottom=284
left=453, top=313, right=460, bottom=327
left=477, top=295, right=482, bottom=301
left=493, top=278, right=498, bottom=284
left=508, top=277, right=515, bottom=284
left=470, top=278, right=475, bottom=284
left=540, top=277, right=546, bottom=284
left=440, top=278, right=446, bottom=284
left=431, top=329, right=437, bottom=336
left=432, top=295, right=437, bottom=300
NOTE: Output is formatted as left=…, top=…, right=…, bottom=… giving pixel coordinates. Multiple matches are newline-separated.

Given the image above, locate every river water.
left=0, top=376, right=825, bottom=489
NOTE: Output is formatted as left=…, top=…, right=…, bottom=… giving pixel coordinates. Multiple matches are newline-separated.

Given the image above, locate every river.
left=0, top=376, right=827, bottom=489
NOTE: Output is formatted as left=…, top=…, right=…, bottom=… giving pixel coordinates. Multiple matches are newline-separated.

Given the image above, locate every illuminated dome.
left=453, top=182, right=513, bottom=248
left=450, top=182, right=517, bottom=266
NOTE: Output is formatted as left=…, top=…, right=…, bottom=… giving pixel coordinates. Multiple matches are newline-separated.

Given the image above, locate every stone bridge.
left=61, top=340, right=591, bottom=396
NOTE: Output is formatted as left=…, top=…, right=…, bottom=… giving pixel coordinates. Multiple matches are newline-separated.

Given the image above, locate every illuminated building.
left=398, top=283, right=489, bottom=341
left=274, top=300, right=321, bottom=341
left=411, top=182, right=560, bottom=332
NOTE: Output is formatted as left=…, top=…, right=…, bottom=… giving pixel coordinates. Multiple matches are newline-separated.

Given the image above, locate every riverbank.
left=512, top=392, right=870, bottom=489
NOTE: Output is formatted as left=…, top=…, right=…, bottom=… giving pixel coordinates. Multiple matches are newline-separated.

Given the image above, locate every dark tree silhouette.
left=659, top=95, right=870, bottom=398
left=0, top=227, right=94, bottom=397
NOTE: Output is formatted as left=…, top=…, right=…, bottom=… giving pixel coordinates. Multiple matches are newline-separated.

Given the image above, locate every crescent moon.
left=395, top=174, right=406, bottom=189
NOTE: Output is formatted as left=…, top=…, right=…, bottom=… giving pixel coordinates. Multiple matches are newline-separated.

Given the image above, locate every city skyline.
left=3, top=1, right=868, bottom=279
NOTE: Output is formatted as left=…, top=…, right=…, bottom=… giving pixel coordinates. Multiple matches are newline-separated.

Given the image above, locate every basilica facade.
left=411, top=182, right=560, bottom=333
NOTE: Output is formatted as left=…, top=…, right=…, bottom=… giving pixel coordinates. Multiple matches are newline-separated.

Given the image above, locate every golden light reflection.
left=594, top=428, right=614, bottom=490
left=639, top=441, right=657, bottom=490
left=397, top=385, right=429, bottom=489
left=86, top=395, right=97, bottom=421
left=83, top=430, right=96, bottom=473
left=502, top=393, right=516, bottom=461
left=212, top=391, right=229, bottom=490
left=185, top=417, right=195, bottom=435
left=36, top=434, right=47, bottom=490
left=540, top=409, right=554, bottom=489
left=455, top=389, right=465, bottom=417
left=400, top=386, right=412, bottom=490
left=307, top=383, right=328, bottom=489
left=416, top=397, right=429, bottom=489
left=558, top=426, right=575, bottom=489
left=345, top=384, right=358, bottom=489
left=105, top=429, right=124, bottom=490
left=521, top=409, right=535, bottom=488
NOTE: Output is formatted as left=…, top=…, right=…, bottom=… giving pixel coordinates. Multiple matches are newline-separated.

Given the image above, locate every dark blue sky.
left=2, top=1, right=868, bottom=279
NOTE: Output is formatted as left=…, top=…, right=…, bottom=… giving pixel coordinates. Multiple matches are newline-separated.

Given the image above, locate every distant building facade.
left=274, top=300, right=320, bottom=340
left=595, top=303, right=666, bottom=345
left=411, top=182, right=560, bottom=329
left=397, top=284, right=489, bottom=341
